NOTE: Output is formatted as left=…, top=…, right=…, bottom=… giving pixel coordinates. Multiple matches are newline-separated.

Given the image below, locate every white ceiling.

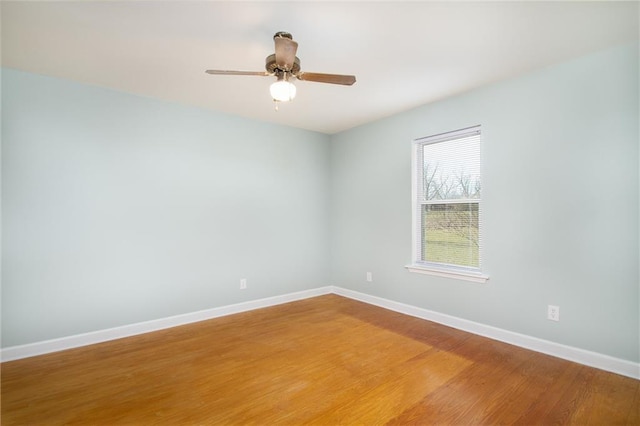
left=2, top=1, right=638, bottom=134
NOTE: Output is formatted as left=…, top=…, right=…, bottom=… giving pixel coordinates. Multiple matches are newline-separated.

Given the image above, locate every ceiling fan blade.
left=274, top=37, right=299, bottom=71
left=205, top=70, right=270, bottom=76
left=296, top=72, right=356, bottom=86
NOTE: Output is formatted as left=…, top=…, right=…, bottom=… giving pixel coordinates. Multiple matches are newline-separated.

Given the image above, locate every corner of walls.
left=5, top=284, right=637, bottom=380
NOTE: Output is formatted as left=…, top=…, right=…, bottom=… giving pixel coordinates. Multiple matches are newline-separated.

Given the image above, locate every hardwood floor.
left=2, top=294, right=638, bottom=425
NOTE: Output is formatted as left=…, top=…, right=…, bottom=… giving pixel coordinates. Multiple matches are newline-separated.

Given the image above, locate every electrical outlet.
left=240, top=278, right=247, bottom=290
left=366, top=272, right=373, bottom=282
left=547, top=305, right=559, bottom=321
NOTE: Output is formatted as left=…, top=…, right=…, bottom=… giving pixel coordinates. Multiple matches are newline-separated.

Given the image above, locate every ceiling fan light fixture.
left=270, top=74, right=296, bottom=102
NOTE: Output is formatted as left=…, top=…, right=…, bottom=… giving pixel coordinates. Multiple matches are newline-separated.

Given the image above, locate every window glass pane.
left=421, top=203, right=479, bottom=267
left=421, top=135, right=481, bottom=201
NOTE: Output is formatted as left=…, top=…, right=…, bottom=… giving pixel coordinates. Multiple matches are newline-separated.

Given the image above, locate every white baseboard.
left=2, top=285, right=638, bottom=380
left=331, top=286, right=640, bottom=380
left=0, top=286, right=332, bottom=363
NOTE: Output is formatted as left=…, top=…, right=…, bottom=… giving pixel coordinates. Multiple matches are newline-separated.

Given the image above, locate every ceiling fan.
left=205, top=31, right=356, bottom=105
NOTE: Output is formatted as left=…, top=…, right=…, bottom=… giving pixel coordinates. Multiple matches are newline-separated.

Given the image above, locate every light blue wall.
left=2, top=69, right=330, bottom=347
left=330, top=43, right=639, bottom=362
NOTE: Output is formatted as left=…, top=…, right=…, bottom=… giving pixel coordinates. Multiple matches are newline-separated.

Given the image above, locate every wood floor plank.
left=309, top=349, right=471, bottom=425
left=627, top=384, right=640, bottom=425
left=386, top=335, right=531, bottom=425
left=2, top=294, right=638, bottom=425
left=570, top=369, right=640, bottom=425
left=480, top=348, right=574, bottom=425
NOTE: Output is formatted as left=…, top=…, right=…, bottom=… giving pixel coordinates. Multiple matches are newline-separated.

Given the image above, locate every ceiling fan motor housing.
left=265, top=54, right=301, bottom=75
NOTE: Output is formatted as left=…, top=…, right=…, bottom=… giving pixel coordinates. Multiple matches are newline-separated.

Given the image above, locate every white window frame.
left=406, top=126, right=489, bottom=283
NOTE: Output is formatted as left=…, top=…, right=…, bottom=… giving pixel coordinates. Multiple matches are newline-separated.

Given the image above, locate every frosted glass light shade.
left=270, top=80, right=296, bottom=102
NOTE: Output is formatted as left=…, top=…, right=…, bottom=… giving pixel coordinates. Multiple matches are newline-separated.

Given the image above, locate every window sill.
left=405, top=264, right=489, bottom=283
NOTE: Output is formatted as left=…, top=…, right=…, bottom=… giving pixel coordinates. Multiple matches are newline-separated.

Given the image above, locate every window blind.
left=414, top=126, right=482, bottom=271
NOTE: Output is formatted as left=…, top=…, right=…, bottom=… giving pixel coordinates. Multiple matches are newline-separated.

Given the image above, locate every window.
left=407, top=126, right=488, bottom=282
